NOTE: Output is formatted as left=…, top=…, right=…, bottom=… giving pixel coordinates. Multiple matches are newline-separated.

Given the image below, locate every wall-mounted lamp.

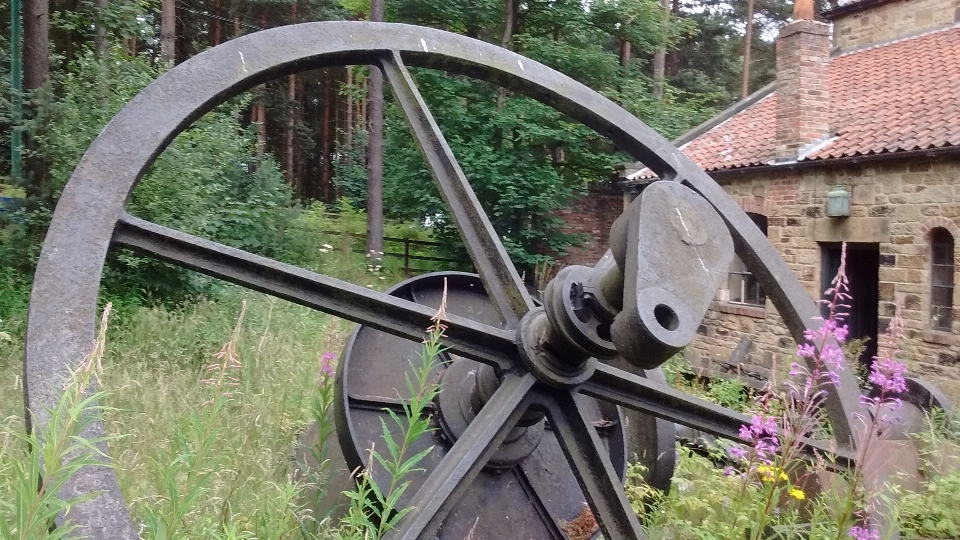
left=826, top=185, right=850, bottom=217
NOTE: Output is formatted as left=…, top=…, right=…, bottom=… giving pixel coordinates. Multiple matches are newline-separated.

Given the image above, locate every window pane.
left=930, top=228, right=954, bottom=329
left=932, top=265, right=954, bottom=287
left=931, top=306, right=952, bottom=330
left=729, top=274, right=744, bottom=303
left=932, top=285, right=953, bottom=306
left=932, top=244, right=950, bottom=265
left=727, top=214, right=767, bottom=307
left=745, top=274, right=764, bottom=306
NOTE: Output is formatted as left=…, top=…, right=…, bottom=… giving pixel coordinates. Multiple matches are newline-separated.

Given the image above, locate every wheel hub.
left=517, top=308, right=598, bottom=388
left=434, top=360, right=546, bottom=469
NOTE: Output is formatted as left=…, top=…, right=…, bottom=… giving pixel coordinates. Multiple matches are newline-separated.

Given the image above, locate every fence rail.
left=321, top=230, right=459, bottom=273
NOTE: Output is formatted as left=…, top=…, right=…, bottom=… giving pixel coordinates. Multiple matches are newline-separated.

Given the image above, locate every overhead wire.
left=174, top=0, right=264, bottom=32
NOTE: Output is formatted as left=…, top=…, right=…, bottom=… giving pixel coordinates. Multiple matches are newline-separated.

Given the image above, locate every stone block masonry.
left=690, top=156, right=960, bottom=404
left=829, top=0, right=960, bottom=51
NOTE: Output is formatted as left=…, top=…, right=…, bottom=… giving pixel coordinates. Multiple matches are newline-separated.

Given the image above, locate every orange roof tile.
left=643, top=25, right=960, bottom=177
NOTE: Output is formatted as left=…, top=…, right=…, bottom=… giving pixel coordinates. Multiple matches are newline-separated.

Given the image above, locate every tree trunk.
left=161, top=0, right=175, bottom=64
left=286, top=74, right=296, bottom=189
left=210, top=0, right=221, bottom=47
left=234, top=15, right=240, bottom=38
left=665, top=0, right=680, bottom=77
left=321, top=69, right=333, bottom=202
left=94, top=0, right=108, bottom=57
left=23, top=0, right=49, bottom=91
left=619, top=38, right=631, bottom=68
left=494, top=0, right=515, bottom=147
left=23, top=0, right=49, bottom=197
left=344, top=66, right=353, bottom=168
left=360, top=75, right=368, bottom=132
left=651, top=0, right=670, bottom=100
left=253, top=98, right=266, bottom=158
left=284, top=3, right=299, bottom=192
left=741, top=0, right=755, bottom=99
left=500, top=0, right=515, bottom=49
left=365, top=0, right=385, bottom=257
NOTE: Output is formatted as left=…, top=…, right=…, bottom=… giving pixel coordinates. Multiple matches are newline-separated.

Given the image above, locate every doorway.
left=820, top=243, right=879, bottom=370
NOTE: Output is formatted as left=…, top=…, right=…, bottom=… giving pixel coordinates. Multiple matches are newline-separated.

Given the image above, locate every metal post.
left=10, top=0, right=23, bottom=184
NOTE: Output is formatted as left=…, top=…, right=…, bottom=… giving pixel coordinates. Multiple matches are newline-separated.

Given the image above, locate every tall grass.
left=103, top=291, right=354, bottom=538
left=0, top=289, right=354, bottom=538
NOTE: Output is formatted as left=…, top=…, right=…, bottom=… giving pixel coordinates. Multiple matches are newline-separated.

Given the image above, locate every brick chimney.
left=774, top=0, right=832, bottom=162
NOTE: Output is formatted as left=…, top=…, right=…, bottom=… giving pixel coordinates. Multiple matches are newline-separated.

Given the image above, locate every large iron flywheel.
left=24, top=22, right=867, bottom=540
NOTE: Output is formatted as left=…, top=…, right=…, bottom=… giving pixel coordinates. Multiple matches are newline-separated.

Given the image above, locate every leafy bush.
left=380, top=68, right=591, bottom=271
left=899, top=471, right=960, bottom=539
left=3, top=47, right=298, bottom=305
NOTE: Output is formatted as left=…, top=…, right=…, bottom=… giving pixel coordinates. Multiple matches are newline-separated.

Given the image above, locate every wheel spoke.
left=384, top=372, right=537, bottom=540
left=541, top=389, right=646, bottom=540
left=379, top=51, right=534, bottom=326
left=584, top=364, right=856, bottom=466
left=112, top=214, right=516, bottom=371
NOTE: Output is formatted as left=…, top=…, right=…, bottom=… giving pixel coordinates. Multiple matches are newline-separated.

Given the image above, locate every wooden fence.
left=322, top=230, right=459, bottom=273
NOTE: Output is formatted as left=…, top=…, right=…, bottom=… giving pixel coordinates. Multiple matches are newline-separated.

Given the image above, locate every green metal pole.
left=10, top=0, right=23, bottom=184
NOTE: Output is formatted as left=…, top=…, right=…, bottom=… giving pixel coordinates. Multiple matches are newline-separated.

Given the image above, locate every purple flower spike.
left=848, top=525, right=878, bottom=540
left=728, top=445, right=747, bottom=461
left=868, top=357, right=907, bottom=394
left=834, top=324, right=849, bottom=343
left=320, top=351, right=337, bottom=378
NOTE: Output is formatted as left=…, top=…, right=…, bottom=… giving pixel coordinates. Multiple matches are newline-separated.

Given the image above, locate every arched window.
left=728, top=213, right=768, bottom=307
left=930, top=227, right=954, bottom=331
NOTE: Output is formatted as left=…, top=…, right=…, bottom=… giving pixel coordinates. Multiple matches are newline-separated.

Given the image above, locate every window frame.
left=726, top=212, right=768, bottom=308
left=929, top=227, right=954, bottom=331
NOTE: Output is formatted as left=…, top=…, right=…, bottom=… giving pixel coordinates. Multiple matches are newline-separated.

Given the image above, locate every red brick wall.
left=775, top=19, right=832, bottom=161
left=556, top=190, right=624, bottom=267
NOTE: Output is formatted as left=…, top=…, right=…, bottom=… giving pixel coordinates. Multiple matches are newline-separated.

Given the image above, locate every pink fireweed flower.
left=868, top=357, right=907, bottom=394
left=320, top=351, right=336, bottom=378
left=868, top=297, right=907, bottom=398
left=848, top=525, right=878, bottom=540
left=797, top=344, right=817, bottom=359
left=733, top=414, right=780, bottom=463
left=833, top=324, right=850, bottom=343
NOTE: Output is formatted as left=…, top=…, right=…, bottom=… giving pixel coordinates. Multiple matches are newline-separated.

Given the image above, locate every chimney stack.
left=775, top=0, right=831, bottom=162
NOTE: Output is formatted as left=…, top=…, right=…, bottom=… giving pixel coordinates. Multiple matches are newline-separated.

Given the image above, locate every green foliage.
left=899, top=471, right=960, bottom=539
left=0, top=266, right=30, bottom=330
left=331, top=0, right=721, bottom=271
left=706, top=377, right=749, bottom=412
left=628, top=446, right=796, bottom=540
left=669, top=0, right=792, bottom=105
left=139, top=303, right=249, bottom=540
left=381, top=68, right=592, bottom=269
left=338, top=306, right=445, bottom=539
left=2, top=46, right=297, bottom=305
left=0, top=306, right=116, bottom=540
left=898, top=407, right=960, bottom=538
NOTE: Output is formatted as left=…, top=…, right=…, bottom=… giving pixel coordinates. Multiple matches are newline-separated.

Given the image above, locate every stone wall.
left=830, top=0, right=960, bottom=51
left=691, top=155, right=960, bottom=403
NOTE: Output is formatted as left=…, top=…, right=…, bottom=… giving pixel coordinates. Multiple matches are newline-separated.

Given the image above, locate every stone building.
left=621, top=0, right=960, bottom=401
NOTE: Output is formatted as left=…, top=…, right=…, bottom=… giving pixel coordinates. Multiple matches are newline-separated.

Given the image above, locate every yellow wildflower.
left=789, top=488, right=806, bottom=500
left=756, top=465, right=789, bottom=482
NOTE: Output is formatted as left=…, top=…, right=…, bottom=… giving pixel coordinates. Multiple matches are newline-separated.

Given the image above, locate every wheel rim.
left=25, top=21, right=865, bottom=540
